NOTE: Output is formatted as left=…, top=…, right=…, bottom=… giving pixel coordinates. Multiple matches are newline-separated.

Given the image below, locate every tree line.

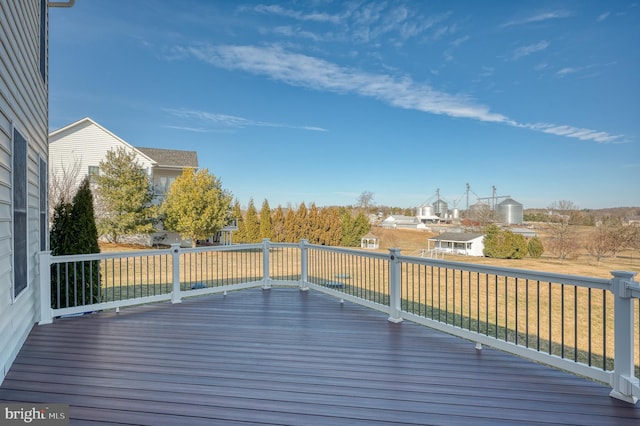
left=231, top=198, right=371, bottom=246
left=50, top=147, right=371, bottom=249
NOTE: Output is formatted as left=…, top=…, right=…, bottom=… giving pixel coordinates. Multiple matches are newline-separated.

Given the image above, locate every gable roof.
left=136, top=147, right=198, bottom=168
left=49, top=118, right=199, bottom=169
left=428, top=232, right=484, bottom=242
left=49, top=117, right=156, bottom=164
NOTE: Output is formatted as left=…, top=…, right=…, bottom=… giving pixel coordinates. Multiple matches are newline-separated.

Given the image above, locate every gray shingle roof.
left=136, top=147, right=198, bottom=168
left=428, top=232, right=483, bottom=242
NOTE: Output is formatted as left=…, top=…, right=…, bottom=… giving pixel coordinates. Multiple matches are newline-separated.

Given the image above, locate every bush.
left=527, top=237, right=544, bottom=258
left=483, top=225, right=528, bottom=259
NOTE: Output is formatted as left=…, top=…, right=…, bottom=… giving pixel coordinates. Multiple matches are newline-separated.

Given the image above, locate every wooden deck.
left=1, top=288, right=639, bottom=425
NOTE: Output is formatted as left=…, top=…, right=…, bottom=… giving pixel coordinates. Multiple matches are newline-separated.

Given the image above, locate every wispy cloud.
left=597, top=12, right=610, bottom=22
left=556, top=62, right=614, bottom=78
left=501, top=10, right=572, bottom=27
left=175, top=43, right=625, bottom=143
left=244, top=3, right=453, bottom=46
left=521, top=123, right=625, bottom=143
left=512, top=40, right=550, bottom=60
left=163, top=125, right=209, bottom=133
left=248, top=4, right=342, bottom=24
left=164, top=108, right=328, bottom=132
left=177, top=44, right=508, bottom=123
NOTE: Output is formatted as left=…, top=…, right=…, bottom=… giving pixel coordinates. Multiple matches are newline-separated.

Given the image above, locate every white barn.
left=0, top=0, right=61, bottom=384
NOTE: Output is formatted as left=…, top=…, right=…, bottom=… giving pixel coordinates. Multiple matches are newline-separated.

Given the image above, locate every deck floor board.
left=1, top=288, right=639, bottom=425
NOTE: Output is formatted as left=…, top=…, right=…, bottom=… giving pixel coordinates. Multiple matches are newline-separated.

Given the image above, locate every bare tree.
left=49, top=158, right=82, bottom=222
left=357, top=191, right=375, bottom=210
left=470, top=203, right=497, bottom=226
left=546, top=218, right=578, bottom=261
left=549, top=200, right=578, bottom=212
left=584, top=226, right=614, bottom=263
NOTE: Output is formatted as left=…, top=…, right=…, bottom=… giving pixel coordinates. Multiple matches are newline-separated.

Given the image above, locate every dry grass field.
left=366, top=226, right=639, bottom=279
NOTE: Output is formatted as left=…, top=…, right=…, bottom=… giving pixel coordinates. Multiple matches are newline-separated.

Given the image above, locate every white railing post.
left=388, top=248, right=403, bottom=323
left=262, top=238, right=271, bottom=289
left=38, top=251, right=53, bottom=325
left=300, top=239, right=309, bottom=291
left=171, top=243, right=182, bottom=304
left=609, top=270, right=639, bottom=404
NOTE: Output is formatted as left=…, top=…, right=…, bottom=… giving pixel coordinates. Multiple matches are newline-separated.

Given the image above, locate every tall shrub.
left=50, top=177, right=101, bottom=308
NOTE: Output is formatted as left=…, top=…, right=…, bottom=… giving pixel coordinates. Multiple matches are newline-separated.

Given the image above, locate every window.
left=13, top=128, right=28, bottom=299
left=88, top=165, right=99, bottom=183
left=39, top=156, right=47, bottom=251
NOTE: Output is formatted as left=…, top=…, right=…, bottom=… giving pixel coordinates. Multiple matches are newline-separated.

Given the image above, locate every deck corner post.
left=609, top=270, right=639, bottom=404
left=171, top=244, right=182, bottom=304
left=262, top=239, right=271, bottom=289
left=299, top=239, right=309, bottom=291
left=388, top=248, right=403, bottom=323
left=38, top=250, right=53, bottom=325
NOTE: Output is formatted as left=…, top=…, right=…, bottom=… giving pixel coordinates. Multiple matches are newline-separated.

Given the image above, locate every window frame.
left=12, top=125, right=29, bottom=301
left=39, top=155, right=48, bottom=251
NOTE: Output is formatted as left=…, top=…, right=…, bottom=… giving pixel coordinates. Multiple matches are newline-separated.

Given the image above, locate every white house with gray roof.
left=49, top=117, right=199, bottom=205
left=427, top=232, right=485, bottom=256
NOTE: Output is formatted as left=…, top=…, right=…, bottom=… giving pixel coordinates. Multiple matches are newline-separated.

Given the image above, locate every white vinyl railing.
left=38, top=239, right=639, bottom=404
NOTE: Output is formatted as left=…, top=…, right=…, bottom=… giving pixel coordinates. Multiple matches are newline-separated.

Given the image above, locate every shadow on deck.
left=1, top=288, right=639, bottom=425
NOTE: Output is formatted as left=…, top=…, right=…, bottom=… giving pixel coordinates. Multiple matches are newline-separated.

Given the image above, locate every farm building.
left=381, top=215, right=419, bottom=229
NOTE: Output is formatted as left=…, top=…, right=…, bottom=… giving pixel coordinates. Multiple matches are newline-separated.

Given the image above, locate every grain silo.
left=433, top=199, right=448, bottom=217
left=498, top=198, right=523, bottom=225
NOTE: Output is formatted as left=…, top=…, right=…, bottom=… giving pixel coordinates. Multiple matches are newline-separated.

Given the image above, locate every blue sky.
left=49, top=1, right=639, bottom=210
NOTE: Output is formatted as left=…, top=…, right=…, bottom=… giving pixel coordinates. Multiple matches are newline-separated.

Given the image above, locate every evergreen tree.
left=50, top=177, right=101, bottom=308
left=283, top=208, right=296, bottom=242
left=162, top=168, right=233, bottom=246
left=271, top=205, right=286, bottom=242
left=318, top=206, right=342, bottom=246
left=308, top=203, right=320, bottom=243
left=49, top=201, right=73, bottom=308
left=294, top=202, right=309, bottom=242
left=259, top=199, right=272, bottom=240
left=231, top=200, right=245, bottom=243
left=528, top=236, right=544, bottom=258
left=341, top=211, right=371, bottom=247
left=94, top=147, right=156, bottom=243
left=243, top=198, right=260, bottom=243
left=70, top=177, right=101, bottom=304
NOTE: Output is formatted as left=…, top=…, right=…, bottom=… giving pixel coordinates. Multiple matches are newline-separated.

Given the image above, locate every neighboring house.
left=427, top=232, right=485, bottom=257
left=381, top=215, right=419, bottom=229
left=49, top=117, right=206, bottom=246
left=0, top=0, right=60, bottom=384
left=48, top=117, right=199, bottom=205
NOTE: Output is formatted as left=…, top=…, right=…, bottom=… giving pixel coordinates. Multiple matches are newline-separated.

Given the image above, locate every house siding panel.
left=49, top=119, right=156, bottom=192
left=0, top=0, right=48, bottom=383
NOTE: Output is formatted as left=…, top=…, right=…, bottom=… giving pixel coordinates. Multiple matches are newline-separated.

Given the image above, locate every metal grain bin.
left=498, top=198, right=523, bottom=225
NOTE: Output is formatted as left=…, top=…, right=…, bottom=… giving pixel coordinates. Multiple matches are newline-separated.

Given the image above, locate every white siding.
left=49, top=118, right=156, bottom=193
left=0, top=0, right=48, bottom=383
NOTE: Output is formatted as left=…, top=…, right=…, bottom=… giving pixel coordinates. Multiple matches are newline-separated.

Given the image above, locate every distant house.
left=49, top=117, right=198, bottom=205
left=381, top=215, right=419, bottom=229
left=428, top=232, right=485, bottom=257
